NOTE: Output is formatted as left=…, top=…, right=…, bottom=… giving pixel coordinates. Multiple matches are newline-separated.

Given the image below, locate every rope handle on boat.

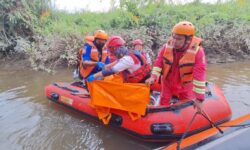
left=52, top=83, right=79, bottom=93
left=52, top=82, right=90, bottom=98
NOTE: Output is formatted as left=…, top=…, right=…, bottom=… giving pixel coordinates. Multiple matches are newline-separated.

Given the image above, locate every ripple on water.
left=0, top=85, right=104, bottom=150
left=0, top=86, right=40, bottom=150
left=17, top=110, right=103, bottom=150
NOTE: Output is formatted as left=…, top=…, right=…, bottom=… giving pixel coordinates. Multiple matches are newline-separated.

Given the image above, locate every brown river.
left=0, top=61, right=250, bottom=150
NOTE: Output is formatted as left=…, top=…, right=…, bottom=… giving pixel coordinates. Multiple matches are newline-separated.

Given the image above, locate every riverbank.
left=1, top=1, right=250, bottom=71
left=1, top=47, right=249, bottom=72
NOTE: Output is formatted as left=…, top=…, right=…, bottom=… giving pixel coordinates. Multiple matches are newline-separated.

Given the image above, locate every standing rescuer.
left=78, top=30, right=110, bottom=80
left=145, top=21, right=207, bottom=111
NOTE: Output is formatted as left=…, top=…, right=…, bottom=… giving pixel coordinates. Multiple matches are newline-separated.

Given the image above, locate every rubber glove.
left=97, top=61, right=105, bottom=69
left=86, top=74, right=95, bottom=82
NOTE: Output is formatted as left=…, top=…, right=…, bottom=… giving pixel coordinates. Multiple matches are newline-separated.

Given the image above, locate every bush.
left=0, top=0, right=50, bottom=55
left=1, top=0, right=250, bottom=70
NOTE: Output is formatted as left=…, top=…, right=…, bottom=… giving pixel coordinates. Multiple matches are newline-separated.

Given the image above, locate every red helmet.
left=106, top=36, right=125, bottom=48
left=132, top=39, right=143, bottom=45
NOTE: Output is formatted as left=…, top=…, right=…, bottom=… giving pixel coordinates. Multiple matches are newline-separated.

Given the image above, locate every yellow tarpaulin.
left=88, top=75, right=150, bottom=124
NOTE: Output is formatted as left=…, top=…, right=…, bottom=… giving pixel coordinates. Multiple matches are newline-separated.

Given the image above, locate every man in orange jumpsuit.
left=146, top=21, right=206, bottom=111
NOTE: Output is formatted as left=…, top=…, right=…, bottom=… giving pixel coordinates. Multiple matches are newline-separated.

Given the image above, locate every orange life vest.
left=125, top=54, right=151, bottom=83
left=79, top=41, right=108, bottom=78
left=162, top=36, right=202, bottom=84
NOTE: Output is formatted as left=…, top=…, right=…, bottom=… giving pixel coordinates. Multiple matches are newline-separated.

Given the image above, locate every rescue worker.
left=145, top=21, right=206, bottom=112
left=78, top=30, right=110, bottom=80
left=106, top=36, right=125, bottom=64
left=86, top=36, right=151, bottom=83
left=132, top=39, right=152, bottom=66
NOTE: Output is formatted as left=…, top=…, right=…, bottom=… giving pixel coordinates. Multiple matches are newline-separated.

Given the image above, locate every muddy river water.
left=0, top=61, right=249, bottom=150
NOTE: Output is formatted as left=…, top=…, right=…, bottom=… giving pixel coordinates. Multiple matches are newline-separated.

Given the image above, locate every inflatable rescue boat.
left=45, top=82, right=232, bottom=142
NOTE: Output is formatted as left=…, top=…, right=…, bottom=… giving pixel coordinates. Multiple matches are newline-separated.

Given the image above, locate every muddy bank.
left=0, top=54, right=66, bottom=72
left=0, top=46, right=248, bottom=72
left=1, top=23, right=250, bottom=71
left=1, top=0, right=250, bottom=71
left=203, top=23, right=250, bottom=63
left=0, top=53, right=31, bottom=70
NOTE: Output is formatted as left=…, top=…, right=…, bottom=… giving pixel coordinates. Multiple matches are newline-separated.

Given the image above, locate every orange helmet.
left=132, top=39, right=143, bottom=45
left=172, top=21, right=195, bottom=36
left=94, top=30, right=109, bottom=40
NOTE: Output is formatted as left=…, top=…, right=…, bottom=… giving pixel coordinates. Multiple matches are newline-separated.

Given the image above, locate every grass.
left=2, top=0, right=250, bottom=70
left=37, top=0, right=250, bottom=37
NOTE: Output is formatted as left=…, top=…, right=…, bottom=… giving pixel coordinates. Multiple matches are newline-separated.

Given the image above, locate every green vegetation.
left=0, top=0, right=49, bottom=53
left=1, top=0, right=250, bottom=71
left=39, top=0, right=250, bottom=35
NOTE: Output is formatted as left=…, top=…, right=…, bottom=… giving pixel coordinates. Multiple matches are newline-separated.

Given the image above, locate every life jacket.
left=141, top=51, right=152, bottom=68
left=140, top=52, right=147, bottom=61
left=79, top=40, right=108, bottom=78
left=124, top=53, right=151, bottom=83
left=162, top=36, right=202, bottom=84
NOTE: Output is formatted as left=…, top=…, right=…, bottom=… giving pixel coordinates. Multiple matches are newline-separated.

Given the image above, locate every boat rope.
left=200, top=110, right=224, bottom=134
left=176, top=109, right=224, bottom=150
left=175, top=114, right=250, bottom=150
left=176, top=112, right=199, bottom=150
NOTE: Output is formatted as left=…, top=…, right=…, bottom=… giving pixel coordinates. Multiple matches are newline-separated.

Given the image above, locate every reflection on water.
left=0, top=61, right=249, bottom=150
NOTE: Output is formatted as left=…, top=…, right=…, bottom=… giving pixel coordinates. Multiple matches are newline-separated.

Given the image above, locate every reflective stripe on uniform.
left=152, top=71, right=160, bottom=76
left=193, top=79, right=206, bottom=87
left=152, top=67, right=162, bottom=72
left=193, top=87, right=205, bottom=94
left=152, top=67, right=162, bottom=75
